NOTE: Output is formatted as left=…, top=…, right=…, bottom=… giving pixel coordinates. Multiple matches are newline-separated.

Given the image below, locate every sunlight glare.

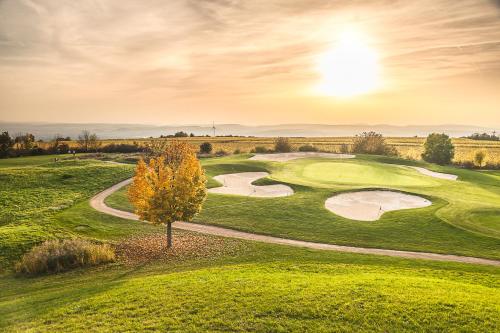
left=315, top=28, right=381, bottom=98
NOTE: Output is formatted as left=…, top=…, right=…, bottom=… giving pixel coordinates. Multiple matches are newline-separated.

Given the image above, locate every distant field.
left=38, top=137, right=500, bottom=166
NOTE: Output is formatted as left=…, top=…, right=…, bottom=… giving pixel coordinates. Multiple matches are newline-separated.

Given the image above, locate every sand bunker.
left=409, top=166, right=457, bottom=180
left=325, top=190, right=431, bottom=221
left=250, top=152, right=355, bottom=162
left=208, top=172, right=293, bottom=197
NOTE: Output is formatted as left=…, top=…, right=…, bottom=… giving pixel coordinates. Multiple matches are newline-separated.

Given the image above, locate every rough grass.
left=15, top=239, right=115, bottom=276
left=0, top=157, right=134, bottom=269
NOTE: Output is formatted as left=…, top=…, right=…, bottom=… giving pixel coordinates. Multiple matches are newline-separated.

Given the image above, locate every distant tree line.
left=466, top=132, right=499, bottom=141
left=0, top=130, right=147, bottom=158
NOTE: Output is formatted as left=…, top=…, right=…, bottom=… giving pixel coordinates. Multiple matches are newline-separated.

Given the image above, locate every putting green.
left=301, top=162, right=435, bottom=187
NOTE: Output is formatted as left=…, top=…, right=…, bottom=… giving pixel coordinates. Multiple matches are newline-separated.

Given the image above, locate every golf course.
left=1, top=151, right=500, bottom=332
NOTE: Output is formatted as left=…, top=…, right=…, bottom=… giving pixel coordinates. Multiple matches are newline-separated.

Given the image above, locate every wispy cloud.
left=0, top=0, right=499, bottom=125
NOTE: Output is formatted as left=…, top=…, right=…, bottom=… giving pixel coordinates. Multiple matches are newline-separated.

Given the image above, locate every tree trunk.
left=166, top=222, right=172, bottom=249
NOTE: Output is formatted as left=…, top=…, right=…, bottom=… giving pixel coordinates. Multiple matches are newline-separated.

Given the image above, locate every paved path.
left=90, top=178, right=500, bottom=267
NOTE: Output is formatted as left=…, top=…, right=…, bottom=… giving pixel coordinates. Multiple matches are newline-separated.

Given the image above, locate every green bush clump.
left=298, top=144, right=318, bottom=152
left=15, top=239, right=115, bottom=276
left=422, top=133, right=455, bottom=165
left=253, top=146, right=269, bottom=153
left=199, top=142, right=213, bottom=154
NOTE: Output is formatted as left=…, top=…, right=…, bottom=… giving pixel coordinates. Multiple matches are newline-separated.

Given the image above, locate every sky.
left=0, top=0, right=499, bottom=126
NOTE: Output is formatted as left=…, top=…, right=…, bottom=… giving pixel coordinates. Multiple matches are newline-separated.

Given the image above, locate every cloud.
left=0, top=0, right=499, bottom=125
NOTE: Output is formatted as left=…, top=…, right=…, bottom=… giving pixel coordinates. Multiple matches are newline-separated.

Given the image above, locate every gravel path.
left=90, top=178, right=500, bottom=267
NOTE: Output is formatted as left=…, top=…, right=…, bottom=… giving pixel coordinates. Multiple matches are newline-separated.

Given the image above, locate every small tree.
left=0, top=131, right=14, bottom=158
left=77, top=130, right=91, bottom=151
left=14, top=133, right=35, bottom=151
left=128, top=141, right=207, bottom=248
left=88, top=133, right=101, bottom=152
left=474, top=150, right=486, bottom=168
left=274, top=137, right=292, bottom=152
left=199, top=142, right=213, bottom=154
left=422, top=133, right=455, bottom=165
left=78, top=130, right=100, bottom=152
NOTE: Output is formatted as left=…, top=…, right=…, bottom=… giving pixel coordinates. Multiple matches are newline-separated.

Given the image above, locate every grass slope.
left=1, top=238, right=499, bottom=332
left=0, top=157, right=140, bottom=269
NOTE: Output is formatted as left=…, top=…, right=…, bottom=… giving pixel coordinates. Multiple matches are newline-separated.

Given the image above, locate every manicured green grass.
left=107, top=154, right=500, bottom=259
left=1, top=238, right=499, bottom=332
left=0, top=157, right=138, bottom=269
left=300, top=161, right=437, bottom=187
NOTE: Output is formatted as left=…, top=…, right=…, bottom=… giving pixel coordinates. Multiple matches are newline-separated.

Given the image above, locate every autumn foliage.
left=128, top=141, right=207, bottom=248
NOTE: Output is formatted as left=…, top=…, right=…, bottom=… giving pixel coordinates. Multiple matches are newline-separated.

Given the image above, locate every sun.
left=315, top=28, right=381, bottom=98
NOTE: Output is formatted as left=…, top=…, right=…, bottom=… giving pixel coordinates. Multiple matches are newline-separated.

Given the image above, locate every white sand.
left=249, top=152, right=355, bottom=162
left=208, top=172, right=293, bottom=197
left=410, top=166, right=458, bottom=180
left=325, top=190, right=431, bottom=221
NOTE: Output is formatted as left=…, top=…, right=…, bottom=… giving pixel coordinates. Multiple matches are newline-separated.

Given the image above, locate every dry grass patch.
left=115, top=230, right=245, bottom=265
left=16, top=239, right=115, bottom=276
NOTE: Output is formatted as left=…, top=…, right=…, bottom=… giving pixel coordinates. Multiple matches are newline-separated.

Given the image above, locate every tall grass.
left=15, top=239, right=115, bottom=275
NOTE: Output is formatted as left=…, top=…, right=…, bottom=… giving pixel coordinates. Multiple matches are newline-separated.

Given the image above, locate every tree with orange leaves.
left=128, top=141, right=207, bottom=248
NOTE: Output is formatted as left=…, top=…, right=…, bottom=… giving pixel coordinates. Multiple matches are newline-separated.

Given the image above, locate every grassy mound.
left=0, top=157, right=134, bottom=269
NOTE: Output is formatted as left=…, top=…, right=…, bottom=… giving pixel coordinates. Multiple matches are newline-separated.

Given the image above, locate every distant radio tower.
left=212, top=121, right=216, bottom=137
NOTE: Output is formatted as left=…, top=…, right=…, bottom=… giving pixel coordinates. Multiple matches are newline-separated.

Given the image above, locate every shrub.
left=100, top=143, right=142, bottom=153
left=340, top=143, right=351, bottom=154
left=298, top=144, right=318, bottom=152
left=422, top=133, right=455, bottom=165
left=254, top=146, right=269, bottom=153
left=352, top=132, right=396, bottom=156
left=274, top=137, right=292, bottom=153
left=215, top=149, right=229, bottom=156
left=474, top=150, right=486, bottom=167
left=15, top=239, right=115, bottom=275
left=199, top=142, right=213, bottom=154
left=233, top=148, right=241, bottom=154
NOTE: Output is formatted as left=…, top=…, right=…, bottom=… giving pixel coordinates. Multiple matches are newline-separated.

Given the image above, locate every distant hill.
left=0, top=122, right=497, bottom=140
